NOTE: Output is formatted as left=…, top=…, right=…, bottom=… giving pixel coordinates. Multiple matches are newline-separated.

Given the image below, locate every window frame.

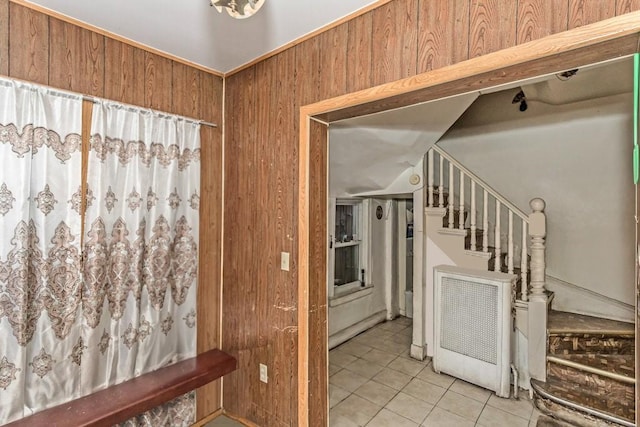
left=328, top=198, right=370, bottom=298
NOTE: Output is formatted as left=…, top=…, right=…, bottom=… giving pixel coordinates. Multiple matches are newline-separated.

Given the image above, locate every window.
left=329, top=199, right=369, bottom=297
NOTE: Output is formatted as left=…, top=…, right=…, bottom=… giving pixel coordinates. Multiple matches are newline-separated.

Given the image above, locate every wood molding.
left=9, top=0, right=224, bottom=77
left=225, top=0, right=393, bottom=77
left=297, top=11, right=640, bottom=427
left=297, top=112, right=310, bottom=427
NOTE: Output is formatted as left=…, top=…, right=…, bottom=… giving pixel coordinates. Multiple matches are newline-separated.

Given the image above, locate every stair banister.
left=529, top=198, right=547, bottom=299
left=427, top=146, right=544, bottom=300
left=521, top=220, right=528, bottom=301
left=494, top=200, right=501, bottom=272
left=528, top=197, right=548, bottom=382
left=428, top=149, right=434, bottom=207
left=508, top=211, right=514, bottom=274
left=431, top=146, right=529, bottom=222
left=448, top=162, right=455, bottom=228
left=483, top=190, right=488, bottom=253
left=438, top=156, right=444, bottom=208
left=470, top=181, right=477, bottom=251
left=459, top=170, right=465, bottom=230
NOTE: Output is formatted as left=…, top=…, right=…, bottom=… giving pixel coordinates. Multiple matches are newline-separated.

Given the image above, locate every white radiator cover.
left=433, top=265, right=515, bottom=397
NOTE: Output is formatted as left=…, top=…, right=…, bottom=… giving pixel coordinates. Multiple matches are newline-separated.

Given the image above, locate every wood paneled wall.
left=222, top=0, right=640, bottom=426
left=0, top=0, right=224, bottom=421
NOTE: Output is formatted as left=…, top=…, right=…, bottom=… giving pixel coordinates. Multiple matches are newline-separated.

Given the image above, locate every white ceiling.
left=328, top=56, right=633, bottom=199
left=25, top=0, right=378, bottom=73
left=329, top=93, right=479, bottom=198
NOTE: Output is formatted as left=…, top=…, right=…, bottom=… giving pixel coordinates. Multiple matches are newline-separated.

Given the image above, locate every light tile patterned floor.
left=330, top=316, right=541, bottom=427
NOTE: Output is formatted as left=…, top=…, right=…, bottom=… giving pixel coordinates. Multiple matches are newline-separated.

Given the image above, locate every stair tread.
left=532, top=377, right=634, bottom=423
left=548, top=310, right=634, bottom=335
left=548, top=353, right=635, bottom=378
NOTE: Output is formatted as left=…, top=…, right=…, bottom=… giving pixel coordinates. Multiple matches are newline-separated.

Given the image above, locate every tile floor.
left=330, top=316, right=541, bottom=427
left=205, top=414, right=244, bottom=426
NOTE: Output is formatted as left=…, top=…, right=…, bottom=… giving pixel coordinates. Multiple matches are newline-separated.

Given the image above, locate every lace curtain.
left=0, top=79, right=84, bottom=422
left=0, top=80, right=200, bottom=426
left=85, top=100, right=200, bottom=425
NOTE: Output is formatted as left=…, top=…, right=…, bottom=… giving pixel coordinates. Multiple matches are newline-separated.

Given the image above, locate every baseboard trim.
left=545, top=275, right=634, bottom=323
left=328, top=310, right=387, bottom=350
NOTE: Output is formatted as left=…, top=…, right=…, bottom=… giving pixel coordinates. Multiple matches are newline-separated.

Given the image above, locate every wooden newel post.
left=528, top=198, right=547, bottom=301
left=528, top=197, right=548, bottom=381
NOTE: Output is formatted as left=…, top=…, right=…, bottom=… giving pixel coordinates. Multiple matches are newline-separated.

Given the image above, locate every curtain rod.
left=82, top=95, right=218, bottom=129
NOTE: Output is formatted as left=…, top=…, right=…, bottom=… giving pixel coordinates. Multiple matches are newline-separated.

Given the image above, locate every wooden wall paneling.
left=104, top=39, right=144, bottom=105
left=322, top=32, right=639, bottom=123
left=319, top=25, right=348, bottom=99
left=196, top=124, right=222, bottom=419
left=8, top=3, right=49, bottom=85
left=198, top=71, right=222, bottom=124
left=222, top=48, right=299, bottom=427
left=417, top=0, right=470, bottom=73
left=48, top=17, right=104, bottom=96
left=273, top=47, right=298, bottom=426
left=346, top=12, right=373, bottom=93
left=307, top=120, right=328, bottom=427
left=568, top=0, right=616, bottom=28
left=222, top=67, right=258, bottom=420
left=253, top=56, right=275, bottom=424
left=196, top=72, right=224, bottom=420
left=517, top=0, right=569, bottom=44
left=144, top=51, right=172, bottom=112
left=469, top=0, right=518, bottom=58
left=616, top=0, right=640, bottom=15
left=295, top=38, right=322, bottom=107
left=0, top=0, right=8, bottom=76
left=371, top=0, right=419, bottom=86
left=172, top=61, right=200, bottom=118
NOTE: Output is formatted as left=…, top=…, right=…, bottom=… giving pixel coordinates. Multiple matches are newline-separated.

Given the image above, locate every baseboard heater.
left=433, top=265, right=515, bottom=397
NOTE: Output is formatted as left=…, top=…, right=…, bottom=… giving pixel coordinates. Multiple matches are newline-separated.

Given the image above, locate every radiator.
left=433, top=265, right=515, bottom=397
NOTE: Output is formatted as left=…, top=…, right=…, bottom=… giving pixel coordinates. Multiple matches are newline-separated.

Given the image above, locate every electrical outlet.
left=259, top=363, right=268, bottom=383
left=280, top=252, right=290, bottom=271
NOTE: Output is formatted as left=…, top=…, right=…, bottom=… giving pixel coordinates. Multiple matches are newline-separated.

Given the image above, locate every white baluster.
left=459, top=170, right=464, bottom=230
left=529, top=198, right=547, bottom=300
left=428, top=150, right=434, bottom=207
left=508, top=210, right=514, bottom=274
left=521, top=220, right=528, bottom=302
left=438, top=155, right=444, bottom=208
left=483, top=190, right=488, bottom=253
left=470, top=181, right=476, bottom=251
left=448, top=162, right=454, bottom=229
left=494, top=200, right=501, bottom=272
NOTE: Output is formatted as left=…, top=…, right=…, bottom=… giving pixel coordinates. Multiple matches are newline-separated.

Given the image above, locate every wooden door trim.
left=298, top=11, right=640, bottom=427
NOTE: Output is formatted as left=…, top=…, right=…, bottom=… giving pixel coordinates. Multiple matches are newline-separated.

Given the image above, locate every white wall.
left=328, top=199, right=398, bottom=339
left=439, top=90, right=635, bottom=305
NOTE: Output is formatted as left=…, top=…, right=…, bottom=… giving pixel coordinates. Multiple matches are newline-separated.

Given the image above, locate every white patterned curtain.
left=84, top=100, right=200, bottom=425
left=0, top=79, right=84, bottom=423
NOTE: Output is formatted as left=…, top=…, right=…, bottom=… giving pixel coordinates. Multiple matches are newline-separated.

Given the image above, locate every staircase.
left=424, top=145, right=636, bottom=426
left=531, top=310, right=635, bottom=426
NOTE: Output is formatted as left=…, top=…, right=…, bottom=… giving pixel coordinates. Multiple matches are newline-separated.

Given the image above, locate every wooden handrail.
left=4, top=349, right=237, bottom=427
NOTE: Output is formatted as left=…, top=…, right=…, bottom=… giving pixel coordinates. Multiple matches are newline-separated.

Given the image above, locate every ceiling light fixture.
left=210, top=0, right=265, bottom=19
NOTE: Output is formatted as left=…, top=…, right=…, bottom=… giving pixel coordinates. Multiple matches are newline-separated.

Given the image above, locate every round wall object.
left=409, top=174, right=421, bottom=185
left=376, top=205, right=383, bottom=220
